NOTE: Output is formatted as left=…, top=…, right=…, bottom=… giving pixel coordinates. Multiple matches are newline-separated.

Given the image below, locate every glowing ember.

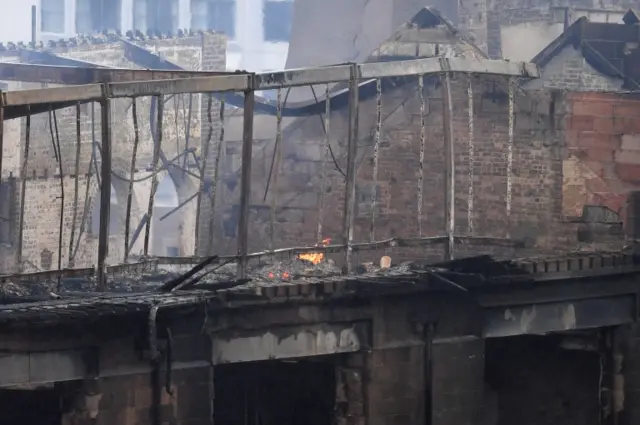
left=282, top=271, right=290, bottom=279
left=297, top=237, right=332, bottom=265
left=268, top=272, right=275, bottom=278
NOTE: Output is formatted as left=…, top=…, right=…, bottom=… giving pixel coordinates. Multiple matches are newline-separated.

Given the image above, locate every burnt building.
left=0, top=253, right=639, bottom=425
left=0, top=31, right=226, bottom=272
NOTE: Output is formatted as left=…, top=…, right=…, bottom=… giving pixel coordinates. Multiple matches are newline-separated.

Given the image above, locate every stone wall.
left=0, top=33, right=226, bottom=272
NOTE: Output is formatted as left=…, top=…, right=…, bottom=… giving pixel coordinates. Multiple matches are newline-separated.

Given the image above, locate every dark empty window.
left=41, top=0, right=65, bottom=33
left=76, top=0, right=121, bottom=33
left=0, top=180, right=16, bottom=245
left=263, top=0, right=292, bottom=42
left=191, top=0, right=235, bottom=38
left=134, top=0, right=179, bottom=34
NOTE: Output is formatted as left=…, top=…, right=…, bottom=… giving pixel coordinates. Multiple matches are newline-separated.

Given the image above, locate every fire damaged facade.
left=2, top=253, right=640, bottom=425
left=0, top=30, right=226, bottom=273
left=6, top=4, right=640, bottom=425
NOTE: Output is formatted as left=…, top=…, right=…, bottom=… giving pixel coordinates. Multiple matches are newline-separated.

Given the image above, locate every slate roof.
left=531, top=11, right=640, bottom=90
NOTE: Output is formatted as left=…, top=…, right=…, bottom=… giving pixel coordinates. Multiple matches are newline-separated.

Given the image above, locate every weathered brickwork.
left=561, top=91, right=640, bottom=246
left=0, top=33, right=226, bottom=272
left=214, top=74, right=574, bottom=263
left=525, top=46, right=623, bottom=92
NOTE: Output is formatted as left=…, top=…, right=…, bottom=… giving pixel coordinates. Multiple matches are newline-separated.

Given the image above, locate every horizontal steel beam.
left=0, top=62, right=236, bottom=84
left=358, top=57, right=540, bottom=79
left=0, top=58, right=540, bottom=111
left=3, top=84, right=103, bottom=106
left=107, top=74, right=251, bottom=97
left=91, top=58, right=540, bottom=98
left=255, top=65, right=352, bottom=90
left=444, top=58, right=540, bottom=77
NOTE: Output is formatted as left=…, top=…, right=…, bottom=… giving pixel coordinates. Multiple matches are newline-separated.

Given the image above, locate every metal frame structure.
left=0, top=57, right=539, bottom=289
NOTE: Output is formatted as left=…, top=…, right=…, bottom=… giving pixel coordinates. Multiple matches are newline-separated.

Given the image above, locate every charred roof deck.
left=2, top=250, right=640, bottom=327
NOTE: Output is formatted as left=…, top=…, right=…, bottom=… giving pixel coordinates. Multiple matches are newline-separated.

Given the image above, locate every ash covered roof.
left=1, top=251, right=640, bottom=327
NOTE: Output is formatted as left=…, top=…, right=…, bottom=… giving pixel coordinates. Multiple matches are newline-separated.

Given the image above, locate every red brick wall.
left=564, top=92, right=640, bottom=230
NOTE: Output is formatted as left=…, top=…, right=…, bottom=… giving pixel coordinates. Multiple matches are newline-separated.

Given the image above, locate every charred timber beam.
left=127, top=214, right=149, bottom=257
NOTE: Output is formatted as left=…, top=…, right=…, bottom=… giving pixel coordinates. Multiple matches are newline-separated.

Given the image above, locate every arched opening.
left=151, top=175, right=182, bottom=256
left=89, top=184, right=119, bottom=236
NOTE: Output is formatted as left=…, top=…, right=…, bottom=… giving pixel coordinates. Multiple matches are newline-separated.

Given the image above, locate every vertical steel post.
left=442, top=70, right=455, bottom=261
left=343, top=64, right=359, bottom=273
left=269, top=88, right=283, bottom=252
left=69, top=103, right=82, bottom=267
left=124, top=98, right=139, bottom=261
left=317, top=84, right=331, bottom=244
left=370, top=78, right=382, bottom=242
left=97, top=95, right=112, bottom=292
left=144, top=95, right=163, bottom=256
left=208, top=97, right=226, bottom=255
left=237, top=84, right=255, bottom=278
left=17, top=107, right=30, bottom=270
left=417, top=75, right=426, bottom=236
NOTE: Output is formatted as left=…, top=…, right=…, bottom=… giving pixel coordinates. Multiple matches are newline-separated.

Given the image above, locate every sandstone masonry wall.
left=0, top=33, right=226, bottom=273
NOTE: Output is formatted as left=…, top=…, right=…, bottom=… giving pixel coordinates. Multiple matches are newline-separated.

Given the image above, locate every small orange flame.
left=298, top=252, right=325, bottom=265
left=297, top=237, right=332, bottom=265
left=282, top=271, right=290, bottom=279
